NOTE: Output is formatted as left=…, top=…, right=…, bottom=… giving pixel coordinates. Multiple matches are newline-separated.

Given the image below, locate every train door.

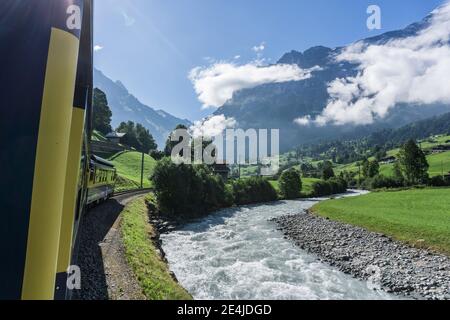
left=0, top=0, right=93, bottom=300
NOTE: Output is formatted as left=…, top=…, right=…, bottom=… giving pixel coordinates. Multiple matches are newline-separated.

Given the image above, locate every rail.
left=112, top=188, right=153, bottom=197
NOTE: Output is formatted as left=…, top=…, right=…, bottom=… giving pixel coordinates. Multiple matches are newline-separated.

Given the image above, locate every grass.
left=312, top=188, right=450, bottom=255
left=335, top=150, right=450, bottom=178
left=377, top=151, right=450, bottom=177
left=427, top=151, right=450, bottom=177
left=269, top=177, right=320, bottom=198
left=121, top=194, right=192, bottom=300
left=111, top=151, right=157, bottom=190
left=419, top=134, right=450, bottom=149
left=114, top=175, right=142, bottom=192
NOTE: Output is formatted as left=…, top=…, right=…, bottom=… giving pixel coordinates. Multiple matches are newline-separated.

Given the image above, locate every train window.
left=90, top=168, right=95, bottom=182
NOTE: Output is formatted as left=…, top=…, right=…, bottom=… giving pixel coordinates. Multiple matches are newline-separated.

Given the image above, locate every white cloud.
left=94, top=45, right=103, bottom=52
left=252, top=42, right=266, bottom=53
left=234, top=55, right=241, bottom=60
left=121, top=11, right=136, bottom=27
left=190, top=115, right=236, bottom=139
left=297, top=1, right=450, bottom=126
left=189, top=62, right=320, bottom=109
left=294, top=116, right=312, bottom=126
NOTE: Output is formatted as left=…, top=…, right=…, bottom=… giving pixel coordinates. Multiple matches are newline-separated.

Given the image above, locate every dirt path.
left=75, top=192, right=149, bottom=300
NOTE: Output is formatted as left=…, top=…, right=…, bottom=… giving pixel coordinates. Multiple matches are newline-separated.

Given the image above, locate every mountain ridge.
left=214, top=10, right=450, bottom=151
left=93, top=68, right=191, bottom=149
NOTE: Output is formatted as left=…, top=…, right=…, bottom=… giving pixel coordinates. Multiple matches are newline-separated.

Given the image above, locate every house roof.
left=106, top=131, right=126, bottom=138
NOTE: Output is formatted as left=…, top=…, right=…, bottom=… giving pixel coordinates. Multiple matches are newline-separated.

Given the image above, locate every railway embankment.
left=75, top=192, right=191, bottom=300
left=120, top=194, right=192, bottom=300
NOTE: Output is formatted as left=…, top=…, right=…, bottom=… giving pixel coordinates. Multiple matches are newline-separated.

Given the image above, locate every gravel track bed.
left=74, top=194, right=146, bottom=300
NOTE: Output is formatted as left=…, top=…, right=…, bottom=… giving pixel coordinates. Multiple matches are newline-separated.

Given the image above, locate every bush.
left=149, top=150, right=166, bottom=161
left=152, top=159, right=278, bottom=217
left=152, top=158, right=231, bottom=217
left=231, top=177, right=278, bottom=206
left=279, top=168, right=302, bottom=199
left=428, top=175, right=450, bottom=187
left=312, top=178, right=347, bottom=197
left=362, top=175, right=405, bottom=190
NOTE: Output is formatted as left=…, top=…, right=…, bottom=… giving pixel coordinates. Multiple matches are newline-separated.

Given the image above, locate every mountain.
left=296, top=112, right=450, bottom=164
left=93, top=68, right=191, bottom=149
left=214, top=12, right=450, bottom=151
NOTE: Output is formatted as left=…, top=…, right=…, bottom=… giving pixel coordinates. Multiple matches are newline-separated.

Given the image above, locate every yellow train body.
left=0, top=0, right=100, bottom=300
left=86, top=156, right=117, bottom=205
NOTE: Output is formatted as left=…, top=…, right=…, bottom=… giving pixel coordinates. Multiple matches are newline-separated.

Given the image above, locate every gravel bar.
left=272, top=212, right=450, bottom=300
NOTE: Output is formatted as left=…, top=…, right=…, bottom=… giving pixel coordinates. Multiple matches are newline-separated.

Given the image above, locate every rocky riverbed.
left=273, top=212, right=450, bottom=300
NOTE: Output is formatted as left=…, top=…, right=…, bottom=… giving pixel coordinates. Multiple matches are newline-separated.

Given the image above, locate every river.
left=160, top=192, right=394, bottom=300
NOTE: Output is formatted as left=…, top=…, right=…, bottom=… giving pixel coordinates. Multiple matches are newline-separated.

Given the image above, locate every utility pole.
left=140, top=152, right=145, bottom=189
left=358, top=162, right=361, bottom=187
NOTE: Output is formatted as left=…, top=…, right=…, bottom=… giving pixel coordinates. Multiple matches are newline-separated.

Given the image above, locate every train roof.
left=91, top=155, right=115, bottom=168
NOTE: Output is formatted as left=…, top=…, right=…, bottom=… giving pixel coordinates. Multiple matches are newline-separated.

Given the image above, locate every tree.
left=165, top=124, right=188, bottom=156
left=151, top=158, right=233, bottom=217
left=375, top=150, right=387, bottom=161
left=393, top=161, right=404, bottom=184
left=279, top=168, right=302, bottom=199
left=320, top=161, right=335, bottom=180
left=150, top=150, right=166, bottom=161
left=362, top=159, right=370, bottom=178
left=397, top=140, right=429, bottom=185
left=362, top=159, right=379, bottom=179
left=369, top=160, right=380, bottom=178
left=93, top=88, right=112, bottom=135
left=117, top=121, right=157, bottom=153
left=117, top=121, right=140, bottom=149
left=300, top=162, right=316, bottom=177
left=135, top=123, right=157, bottom=153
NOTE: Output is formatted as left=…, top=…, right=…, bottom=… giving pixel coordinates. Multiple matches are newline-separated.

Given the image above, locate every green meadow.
left=312, top=188, right=450, bottom=255
left=121, top=194, right=192, bottom=300
left=111, top=151, right=157, bottom=191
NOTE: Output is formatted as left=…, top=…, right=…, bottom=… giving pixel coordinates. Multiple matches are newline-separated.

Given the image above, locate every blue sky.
left=93, top=0, right=445, bottom=122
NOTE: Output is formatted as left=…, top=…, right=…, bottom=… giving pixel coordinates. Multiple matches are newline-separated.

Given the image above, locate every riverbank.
left=273, top=201, right=450, bottom=299
left=160, top=200, right=395, bottom=300
left=313, top=188, right=450, bottom=255
left=120, top=194, right=192, bottom=300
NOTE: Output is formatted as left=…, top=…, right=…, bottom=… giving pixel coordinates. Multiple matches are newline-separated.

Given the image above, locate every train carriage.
left=87, top=155, right=117, bottom=205
left=0, top=0, right=95, bottom=300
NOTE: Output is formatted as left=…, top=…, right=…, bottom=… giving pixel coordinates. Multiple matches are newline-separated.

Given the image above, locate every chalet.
left=105, top=131, right=126, bottom=144
left=431, top=145, right=450, bottom=154
left=380, top=156, right=396, bottom=164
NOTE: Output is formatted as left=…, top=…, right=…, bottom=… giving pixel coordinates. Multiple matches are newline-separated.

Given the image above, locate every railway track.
left=76, top=188, right=153, bottom=300
left=112, top=188, right=153, bottom=198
